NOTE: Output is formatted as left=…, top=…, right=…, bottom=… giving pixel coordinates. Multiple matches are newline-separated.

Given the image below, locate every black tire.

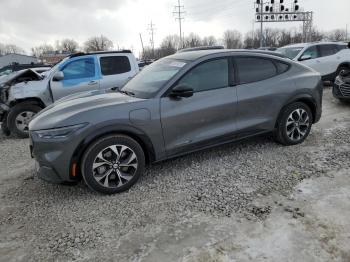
left=339, top=98, right=350, bottom=104
left=81, top=135, right=145, bottom=194
left=1, top=114, right=10, bottom=136
left=274, top=102, right=313, bottom=146
left=7, top=102, right=42, bottom=138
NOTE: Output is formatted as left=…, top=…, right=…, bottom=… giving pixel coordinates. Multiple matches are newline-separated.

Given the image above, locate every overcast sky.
left=0, top=0, right=349, bottom=57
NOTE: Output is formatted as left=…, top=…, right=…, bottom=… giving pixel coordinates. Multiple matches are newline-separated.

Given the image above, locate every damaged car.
left=0, top=50, right=139, bottom=138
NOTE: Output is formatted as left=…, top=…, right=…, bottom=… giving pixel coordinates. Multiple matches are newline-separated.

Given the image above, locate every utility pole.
left=148, top=21, right=156, bottom=58
left=173, top=0, right=185, bottom=49
left=139, top=33, right=145, bottom=59
left=260, top=1, right=264, bottom=47
left=346, top=24, right=348, bottom=41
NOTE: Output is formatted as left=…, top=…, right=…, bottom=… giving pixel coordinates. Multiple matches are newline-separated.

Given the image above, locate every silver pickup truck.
left=0, top=50, right=139, bottom=138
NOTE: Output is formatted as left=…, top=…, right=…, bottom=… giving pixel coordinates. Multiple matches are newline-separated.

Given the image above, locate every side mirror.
left=170, top=84, right=194, bottom=98
left=299, top=54, right=312, bottom=61
left=53, top=71, right=64, bottom=81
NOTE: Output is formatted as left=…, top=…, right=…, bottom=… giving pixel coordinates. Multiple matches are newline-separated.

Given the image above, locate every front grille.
left=339, top=83, right=350, bottom=97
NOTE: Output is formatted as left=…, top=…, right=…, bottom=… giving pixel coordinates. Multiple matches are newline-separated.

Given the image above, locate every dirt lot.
left=0, top=87, right=349, bottom=262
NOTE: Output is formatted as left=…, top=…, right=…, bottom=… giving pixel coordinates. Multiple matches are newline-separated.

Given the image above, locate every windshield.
left=277, top=47, right=304, bottom=59
left=121, top=58, right=187, bottom=98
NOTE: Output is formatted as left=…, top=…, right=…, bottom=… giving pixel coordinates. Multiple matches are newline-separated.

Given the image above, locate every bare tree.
left=84, top=35, right=113, bottom=52
left=183, top=33, right=202, bottom=48
left=223, top=30, right=243, bottom=49
left=244, top=30, right=261, bottom=49
left=0, top=43, right=25, bottom=55
left=326, top=29, right=347, bottom=41
left=60, top=39, right=79, bottom=53
left=31, top=44, right=54, bottom=58
left=202, top=36, right=217, bottom=46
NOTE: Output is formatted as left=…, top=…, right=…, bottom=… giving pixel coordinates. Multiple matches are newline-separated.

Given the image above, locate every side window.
left=301, top=46, right=319, bottom=59
left=338, top=45, right=347, bottom=51
left=319, top=44, right=339, bottom=57
left=100, top=56, right=131, bottom=75
left=178, top=59, right=229, bottom=92
left=62, top=58, right=95, bottom=80
left=275, top=61, right=289, bottom=74
left=235, top=57, right=278, bottom=84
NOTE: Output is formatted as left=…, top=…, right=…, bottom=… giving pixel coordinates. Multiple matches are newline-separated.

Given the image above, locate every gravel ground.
left=0, top=87, right=350, bottom=261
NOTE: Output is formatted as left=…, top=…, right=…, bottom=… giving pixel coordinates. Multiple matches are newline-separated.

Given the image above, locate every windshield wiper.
left=119, top=90, right=135, bottom=97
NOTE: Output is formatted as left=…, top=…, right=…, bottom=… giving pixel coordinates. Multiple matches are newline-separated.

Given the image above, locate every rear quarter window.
left=100, top=56, right=131, bottom=75
left=235, top=57, right=281, bottom=84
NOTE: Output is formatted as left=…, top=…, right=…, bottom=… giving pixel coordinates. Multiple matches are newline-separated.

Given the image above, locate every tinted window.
left=319, top=44, right=339, bottom=57
left=301, top=46, right=319, bottom=59
left=100, top=56, right=131, bottom=75
left=278, top=47, right=304, bottom=59
left=276, top=61, right=289, bottom=73
left=236, top=57, right=277, bottom=84
left=338, top=45, right=347, bottom=51
left=178, top=59, right=228, bottom=92
left=62, top=58, right=95, bottom=80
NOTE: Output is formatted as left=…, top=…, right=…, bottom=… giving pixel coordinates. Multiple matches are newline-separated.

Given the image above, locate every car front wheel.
left=81, top=135, right=145, bottom=194
left=274, top=102, right=313, bottom=146
left=7, top=102, right=42, bottom=138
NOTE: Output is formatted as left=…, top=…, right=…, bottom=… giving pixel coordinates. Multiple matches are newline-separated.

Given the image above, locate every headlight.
left=34, top=123, right=88, bottom=139
left=334, top=77, right=344, bottom=85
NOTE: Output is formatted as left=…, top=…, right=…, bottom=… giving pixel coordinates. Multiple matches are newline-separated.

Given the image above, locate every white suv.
left=278, top=42, right=350, bottom=81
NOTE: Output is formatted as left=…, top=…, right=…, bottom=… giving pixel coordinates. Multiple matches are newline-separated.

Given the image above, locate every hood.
left=29, top=91, right=143, bottom=131
left=54, top=88, right=110, bottom=105
left=0, top=69, right=43, bottom=88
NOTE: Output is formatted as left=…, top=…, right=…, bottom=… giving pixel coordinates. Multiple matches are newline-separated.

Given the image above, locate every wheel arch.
left=70, top=125, right=156, bottom=179
left=337, top=62, right=350, bottom=69
left=9, top=97, right=46, bottom=109
left=275, top=95, right=317, bottom=128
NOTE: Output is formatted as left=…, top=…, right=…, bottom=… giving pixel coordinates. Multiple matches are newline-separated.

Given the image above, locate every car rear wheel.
left=81, top=135, right=145, bottom=194
left=274, top=102, right=313, bottom=146
left=7, top=102, right=42, bottom=138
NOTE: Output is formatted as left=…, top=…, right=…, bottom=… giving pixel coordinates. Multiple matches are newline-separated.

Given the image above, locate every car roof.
left=69, top=50, right=132, bottom=58
left=282, top=41, right=347, bottom=49
left=168, top=49, right=289, bottom=61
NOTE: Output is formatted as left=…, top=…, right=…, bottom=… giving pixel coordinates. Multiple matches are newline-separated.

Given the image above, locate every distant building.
left=0, top=53, right=38, bottom=69
left=40, top=51, right=71, bottom=65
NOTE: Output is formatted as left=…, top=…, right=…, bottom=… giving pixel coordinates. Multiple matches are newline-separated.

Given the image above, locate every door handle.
left=88, top=80, right=98, bottom=85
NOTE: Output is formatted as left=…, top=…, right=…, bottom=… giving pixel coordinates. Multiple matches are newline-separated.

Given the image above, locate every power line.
left=173, top=0, right=185, bottom=48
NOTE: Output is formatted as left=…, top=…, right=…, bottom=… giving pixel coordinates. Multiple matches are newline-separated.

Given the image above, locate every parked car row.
left=28, top=49, right=323, bottom=194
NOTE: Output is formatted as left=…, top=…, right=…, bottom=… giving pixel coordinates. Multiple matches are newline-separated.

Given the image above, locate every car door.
left=50, top=56, right=100, bottom=101
left=298, top=45, right=324, bottom=74
left=234, top=56, right=292, bottom=134
left=316, top=44, right=342, bottom=76
left=160, top=58, right=238, bottom=157
left=98, top=55, right=137, bottom=91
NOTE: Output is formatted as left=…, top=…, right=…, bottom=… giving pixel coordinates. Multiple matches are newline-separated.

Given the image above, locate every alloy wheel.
left=285, top=108, right=310, bottom=142
left=92, top=145, right=138, bottom=188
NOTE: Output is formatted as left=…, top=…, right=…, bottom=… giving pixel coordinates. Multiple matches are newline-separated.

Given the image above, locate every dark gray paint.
left=29, top=50, right=323, bottom=183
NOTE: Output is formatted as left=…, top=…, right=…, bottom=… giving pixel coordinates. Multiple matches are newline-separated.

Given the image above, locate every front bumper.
left=29, top=129, right=86, bottom=184
left=333, top=82, right=350, bottom=100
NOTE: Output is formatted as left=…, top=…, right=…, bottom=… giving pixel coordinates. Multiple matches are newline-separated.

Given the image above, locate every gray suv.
left=29, top=50, right=323, bottom=194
